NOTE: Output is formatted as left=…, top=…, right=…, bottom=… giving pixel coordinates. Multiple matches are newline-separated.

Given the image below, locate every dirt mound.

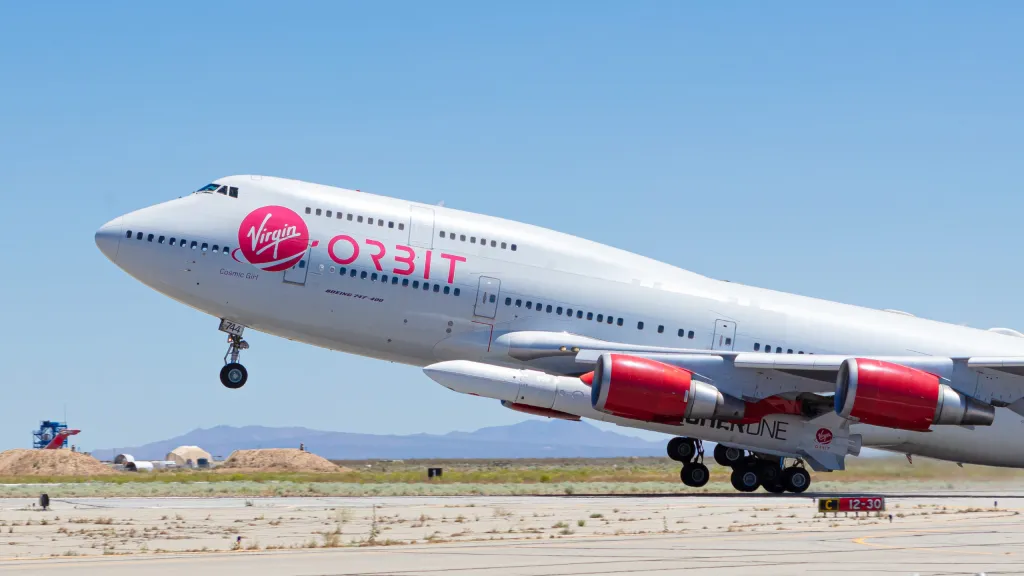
left=0, top=449, right=118, bottom=476
left=217, top=449, right=347, bottom=473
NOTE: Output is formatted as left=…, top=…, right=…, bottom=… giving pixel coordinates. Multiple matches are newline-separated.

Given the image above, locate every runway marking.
left=852, top=527, right=1019, bottom=557
left=0, top=517, right=1006, bottom=567
left=3, top=533, right=1020, bottom=576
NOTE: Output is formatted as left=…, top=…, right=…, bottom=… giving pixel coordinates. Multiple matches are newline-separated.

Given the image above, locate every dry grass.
left=5, top=454, right=1011, bottom=484
left=0, top=455, right=1020, bottom=497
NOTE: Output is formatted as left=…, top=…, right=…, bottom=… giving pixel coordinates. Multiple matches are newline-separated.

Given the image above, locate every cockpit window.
left=194, top=183, right=240, bottom=198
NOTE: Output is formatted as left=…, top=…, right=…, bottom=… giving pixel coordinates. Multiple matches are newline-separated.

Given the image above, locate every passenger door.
left=712, top=319, right=736, bottom=350
left=283, top=246, right=311, bottom=285
left=474, top=276, right=501, bottom=318
left=409, top=206, right=435, bottom=249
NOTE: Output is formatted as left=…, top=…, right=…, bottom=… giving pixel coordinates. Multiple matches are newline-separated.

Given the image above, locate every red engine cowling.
left=500, top=401, right=581, bottom=421
left=590, top=354, right=744, bottom=423
left=835, top=358, right=994, bottom=430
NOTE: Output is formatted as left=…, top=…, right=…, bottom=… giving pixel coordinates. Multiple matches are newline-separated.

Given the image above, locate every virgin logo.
left=816, top=428, right=833, bottom=445
left=236, top=206, right=309, bottom=272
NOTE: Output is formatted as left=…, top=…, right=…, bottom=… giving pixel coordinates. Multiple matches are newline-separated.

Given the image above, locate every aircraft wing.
left=496, top=331, right=1024, bottom=407
left=736, top=354, right=1024, bottom=376
left=729, top=353, right=1024, bottom=408
left=967, top=357, right=1024, bottom=377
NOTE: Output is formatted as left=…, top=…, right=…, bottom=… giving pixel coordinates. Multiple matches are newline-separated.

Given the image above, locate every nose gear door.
left=474, top=276, right=501, bottom=318
left=712, top=319, right=736, bottom=350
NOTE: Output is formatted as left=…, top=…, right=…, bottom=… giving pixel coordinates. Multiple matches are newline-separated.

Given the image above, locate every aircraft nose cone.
left=95, top=216, right=122, bottom=262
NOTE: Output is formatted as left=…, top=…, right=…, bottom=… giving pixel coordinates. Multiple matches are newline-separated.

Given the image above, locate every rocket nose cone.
left=423, top=360, right=502, bottom=394
left=423, top=362, right=462, bottom=390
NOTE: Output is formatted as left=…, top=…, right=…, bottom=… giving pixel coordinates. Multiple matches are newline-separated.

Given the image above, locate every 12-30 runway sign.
left=818, top=497, right=886, bottom=513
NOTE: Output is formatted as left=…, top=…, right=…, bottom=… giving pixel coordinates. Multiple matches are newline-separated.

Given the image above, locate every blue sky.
left=1, top=2, right=1022, bottom=450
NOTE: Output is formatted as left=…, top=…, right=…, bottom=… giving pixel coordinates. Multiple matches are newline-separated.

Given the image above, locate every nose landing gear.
left=220, top=360, right=248, bottom=389
left=218, top=320, right=249, bottom=389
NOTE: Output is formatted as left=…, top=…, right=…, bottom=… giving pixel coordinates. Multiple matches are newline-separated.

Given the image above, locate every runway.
left=1, top=494, right=1021, bottom=575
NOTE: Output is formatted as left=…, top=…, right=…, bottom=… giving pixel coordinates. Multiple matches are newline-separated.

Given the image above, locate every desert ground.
left=0, top=494, right=1021, bottom=575
left=2, top=450, right=1024, bottom=573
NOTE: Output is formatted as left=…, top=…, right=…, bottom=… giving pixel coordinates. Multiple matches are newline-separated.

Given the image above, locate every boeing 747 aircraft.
left=95, top=176, right=1024, bottom=492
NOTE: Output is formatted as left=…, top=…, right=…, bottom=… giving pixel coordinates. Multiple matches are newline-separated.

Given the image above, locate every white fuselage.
left=95, top=175, right=1024, bottom=468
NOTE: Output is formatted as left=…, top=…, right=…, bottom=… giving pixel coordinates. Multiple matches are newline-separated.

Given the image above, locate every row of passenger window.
left=305, top=206, right=406, bottom=231
left=508, top=296, right=623, bottom=325
left=644, top=322, right=697, bottom=338
left=502, top=293, right=807, bottom=353
left=502, top=297, right=697, bottom=338
left=754, top=343, right=810, bottom=354
left=502, top=296, right=699, bottom=338
left=125, top=230, right=230, bottom=255
left=332, top=264, right=462, bottom=296
left=439, top=230, right=516, bottom=251
left=501, top=293, right=811, bottom=352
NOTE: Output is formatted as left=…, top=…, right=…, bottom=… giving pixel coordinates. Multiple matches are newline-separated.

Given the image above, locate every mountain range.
left=90, top=420, right=669, bottom=461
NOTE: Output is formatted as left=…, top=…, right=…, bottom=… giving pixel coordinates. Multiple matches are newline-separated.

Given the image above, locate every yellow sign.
left=818, top=498, right=839, bottom=512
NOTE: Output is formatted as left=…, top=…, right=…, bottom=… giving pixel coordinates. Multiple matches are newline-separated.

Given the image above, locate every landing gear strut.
left=219, top=321, right=249, bottom=389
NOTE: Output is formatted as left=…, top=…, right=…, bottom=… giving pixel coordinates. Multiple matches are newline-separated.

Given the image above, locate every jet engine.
left=590, top=354, right=744, bottom=423
left=835, top=358, right=995, bottom=430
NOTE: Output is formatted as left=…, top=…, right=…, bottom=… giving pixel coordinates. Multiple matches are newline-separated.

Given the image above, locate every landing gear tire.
left=763, top=481, right=786, bottom=494
left=680, top=462, right=710, bottom=488
left=667, top=437, right=683, bottom=461
left=781, top=467, right=811, bottom=493
left=220, top=363, right=248, bottom=389
left=667, top=437, right=697, bottom=462
left=714, top=444, right=745, bottom=468
left=730, top=466, right=760, bottom=492
left=757, top=460, right=782, bottom=490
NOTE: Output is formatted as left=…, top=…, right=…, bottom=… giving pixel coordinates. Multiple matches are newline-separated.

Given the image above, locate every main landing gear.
left=667, top=437, right=811, bottom=494
left=219, top=320, right=249, bottom=389
left=727, top=455, right=810, bottom=494
left=667, top=437, right=710, bottom=487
